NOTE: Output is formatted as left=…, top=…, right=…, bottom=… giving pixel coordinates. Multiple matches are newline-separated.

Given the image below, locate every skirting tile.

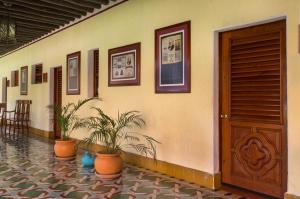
left=78, top=140, right=221, bottom=190
left=28, top=130, right=221, bottom=190
left=29, top=127, right=54, bottom=139
left=285, top=193, right=300, bottom=199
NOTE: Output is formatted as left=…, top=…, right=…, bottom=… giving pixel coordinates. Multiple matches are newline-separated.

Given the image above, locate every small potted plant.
left=48, top=97, right=98, bottom=160
left=82, top=107, right=160, bottom=179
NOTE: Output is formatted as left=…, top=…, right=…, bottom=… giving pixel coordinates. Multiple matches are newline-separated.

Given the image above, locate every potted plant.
left=48, top=97, right=98, bottom=160
left=82, top=107, right=160, bottom=179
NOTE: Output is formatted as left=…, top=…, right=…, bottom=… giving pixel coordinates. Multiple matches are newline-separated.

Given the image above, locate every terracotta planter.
left=54, top=139, right=76, bottom=159
left=95, top=153, right=123, bottom=179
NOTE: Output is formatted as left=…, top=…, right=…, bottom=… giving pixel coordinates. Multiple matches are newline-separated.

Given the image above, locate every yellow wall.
left=0, top=0, right=299, bottom=196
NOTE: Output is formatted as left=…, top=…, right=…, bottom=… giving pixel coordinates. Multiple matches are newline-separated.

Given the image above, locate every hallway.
left=0, top=135, right=244, bottom=199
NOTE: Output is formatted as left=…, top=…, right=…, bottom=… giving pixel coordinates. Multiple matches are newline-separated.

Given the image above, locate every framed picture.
left=20, top=66, right=28, bottom=95
left=155, top=21, right=191, bottom=93
left=108, top=42, right=140, bottom=86
left=67, top=51, right=81, bottom=95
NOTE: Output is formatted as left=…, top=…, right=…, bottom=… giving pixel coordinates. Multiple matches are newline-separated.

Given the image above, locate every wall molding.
left=285, top=193, right=300, bottom=199
left=28, top=127, right=220, bottom=189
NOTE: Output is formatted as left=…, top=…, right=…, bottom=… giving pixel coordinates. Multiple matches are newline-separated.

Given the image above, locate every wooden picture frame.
left=108, top=42, right=140, bottom=86
left=67, top=51, right=81, bottom=95
left=20, top=66, right=28, bottom=95
left=155, top=21, right=191, bottom=93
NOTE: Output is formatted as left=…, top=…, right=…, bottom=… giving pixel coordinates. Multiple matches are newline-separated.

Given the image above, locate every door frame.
left=214, top=16, right=287, bottom=194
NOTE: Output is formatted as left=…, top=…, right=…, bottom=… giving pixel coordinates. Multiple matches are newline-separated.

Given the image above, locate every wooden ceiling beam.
left=0, top=3, right=74, bottom=22
left=15, top=20, right=57, bottom=31
left=0, top=0, right=118, bottom=55
left=63, top=0, right=101, bottom=9
left=10, top=0, right=85, bottom=17
left=39, top=0, right=93, bottom=13
left=17, top=28, right=48, bottom=35
left=0, top=11, right=66, bottom=26
left=100, top=0, right=110, bottom=5
left=16, top=32, right=45, bottom=39
left=16, top=24, right=52, bottom=32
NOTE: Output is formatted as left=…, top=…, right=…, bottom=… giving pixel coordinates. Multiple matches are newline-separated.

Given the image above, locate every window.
left=11, top=70, right=19, bottom=87
left=31, top=64, right=43, bottom=84
left=93, top=49, right=99, bottom=97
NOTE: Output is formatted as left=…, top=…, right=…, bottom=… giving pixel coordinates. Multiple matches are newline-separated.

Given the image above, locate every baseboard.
left=285, top=193, right=300, bottom=199
left=122, top=150, right=221, bottom=189
left=77, top=140, right=221, bottom=189
left=27, top=129, right=220, bottom=189
left=29, top=127, right=54, bottom=139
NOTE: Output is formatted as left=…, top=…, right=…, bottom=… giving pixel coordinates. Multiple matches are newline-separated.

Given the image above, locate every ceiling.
left=0, top=0, right=122, bottom=56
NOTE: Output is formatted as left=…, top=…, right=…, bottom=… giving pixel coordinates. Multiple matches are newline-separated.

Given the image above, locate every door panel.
left=2, top=77, right=7, bottom=103
left=53, top=67, right=62, bottom=139
left=220, top=20, right=286, bottom=198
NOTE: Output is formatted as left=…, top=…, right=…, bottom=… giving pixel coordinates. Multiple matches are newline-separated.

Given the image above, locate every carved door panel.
left=220, top=20, right=287, bottom=198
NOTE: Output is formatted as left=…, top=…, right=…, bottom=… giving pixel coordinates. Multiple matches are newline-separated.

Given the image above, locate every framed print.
left=20, top=66, right=28, bottom=95
left=108, top=42, right=140, bottom=86
left=67, top=51, right=81, bottom=95
left=155, top=21, right=191, bottom=93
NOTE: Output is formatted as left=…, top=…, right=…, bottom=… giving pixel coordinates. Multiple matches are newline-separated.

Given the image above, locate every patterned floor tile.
left=0, top=134, right=245, bottom=199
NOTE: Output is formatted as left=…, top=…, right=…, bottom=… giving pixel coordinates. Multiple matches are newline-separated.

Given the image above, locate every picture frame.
left=155, top=21, right=191, bottom=93
left=67, top=51, right=81, bottom=95
left=108, top=42, right=140, bottom=86
left=20, top=66, right=28, bottom=95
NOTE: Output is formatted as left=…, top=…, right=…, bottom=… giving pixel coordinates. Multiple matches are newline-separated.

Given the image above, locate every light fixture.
left=0, top=2, right=16, bottom=43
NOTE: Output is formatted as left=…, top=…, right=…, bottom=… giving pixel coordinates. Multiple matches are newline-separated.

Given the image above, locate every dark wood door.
left=220, top=20, right=287, bottom=198
left=2, top=77, right=7, bottom=103
left=53, top=67, right=62, bottom=139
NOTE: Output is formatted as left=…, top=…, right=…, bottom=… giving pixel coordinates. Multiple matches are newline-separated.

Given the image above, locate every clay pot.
left=95, top=153, right=123, bottom=179
left=54, top=139, right=76, bottom=159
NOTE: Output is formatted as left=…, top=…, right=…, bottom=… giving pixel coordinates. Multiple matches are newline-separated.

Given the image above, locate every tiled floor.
left=0, top=134, right=246, bottom=199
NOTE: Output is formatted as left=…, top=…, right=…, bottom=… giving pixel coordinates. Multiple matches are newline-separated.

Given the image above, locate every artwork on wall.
left=108, top=42, right=140, bottom=86
left=67, top=51, right=81, bottom=95
left=20, top=66, right=28, bottom=95
left=155, top=21, right=191, bottom=93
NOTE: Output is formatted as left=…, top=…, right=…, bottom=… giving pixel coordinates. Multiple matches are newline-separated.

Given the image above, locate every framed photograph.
left=108, top=42, right=140, bottom=86
left=20, top=66, right=28, bottom=95
left=67, top=51, right=81, bottom=95
left=155, top=21, right=191, bottom=93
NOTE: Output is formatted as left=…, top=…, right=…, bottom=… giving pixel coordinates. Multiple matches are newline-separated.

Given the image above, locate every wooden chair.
left=0, top=103, right=6, bottom=132
left=3, top=100, right=31, bottom=136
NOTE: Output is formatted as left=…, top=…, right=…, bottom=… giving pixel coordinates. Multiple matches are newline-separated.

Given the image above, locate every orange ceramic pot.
left=95, top=153, right=123, bottom=179
left=54, top=139, right=76, bottom=158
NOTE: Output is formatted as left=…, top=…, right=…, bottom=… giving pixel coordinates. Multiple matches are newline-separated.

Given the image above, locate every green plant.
left=82, top=108, right=160, bottom=159
left=48, top=97, right=99, bottom=141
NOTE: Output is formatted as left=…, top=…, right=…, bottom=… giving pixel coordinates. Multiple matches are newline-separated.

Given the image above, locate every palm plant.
left=82, top=107, right=160, bottom=159
left=48, top=98, right=99, bottom=141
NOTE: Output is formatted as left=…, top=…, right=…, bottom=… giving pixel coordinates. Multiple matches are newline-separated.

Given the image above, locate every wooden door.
left=53, top=67, right=62, bottom=139
left=2, top=77, right=7, bottom=103
left=220, top=20, right=287, bottom=198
